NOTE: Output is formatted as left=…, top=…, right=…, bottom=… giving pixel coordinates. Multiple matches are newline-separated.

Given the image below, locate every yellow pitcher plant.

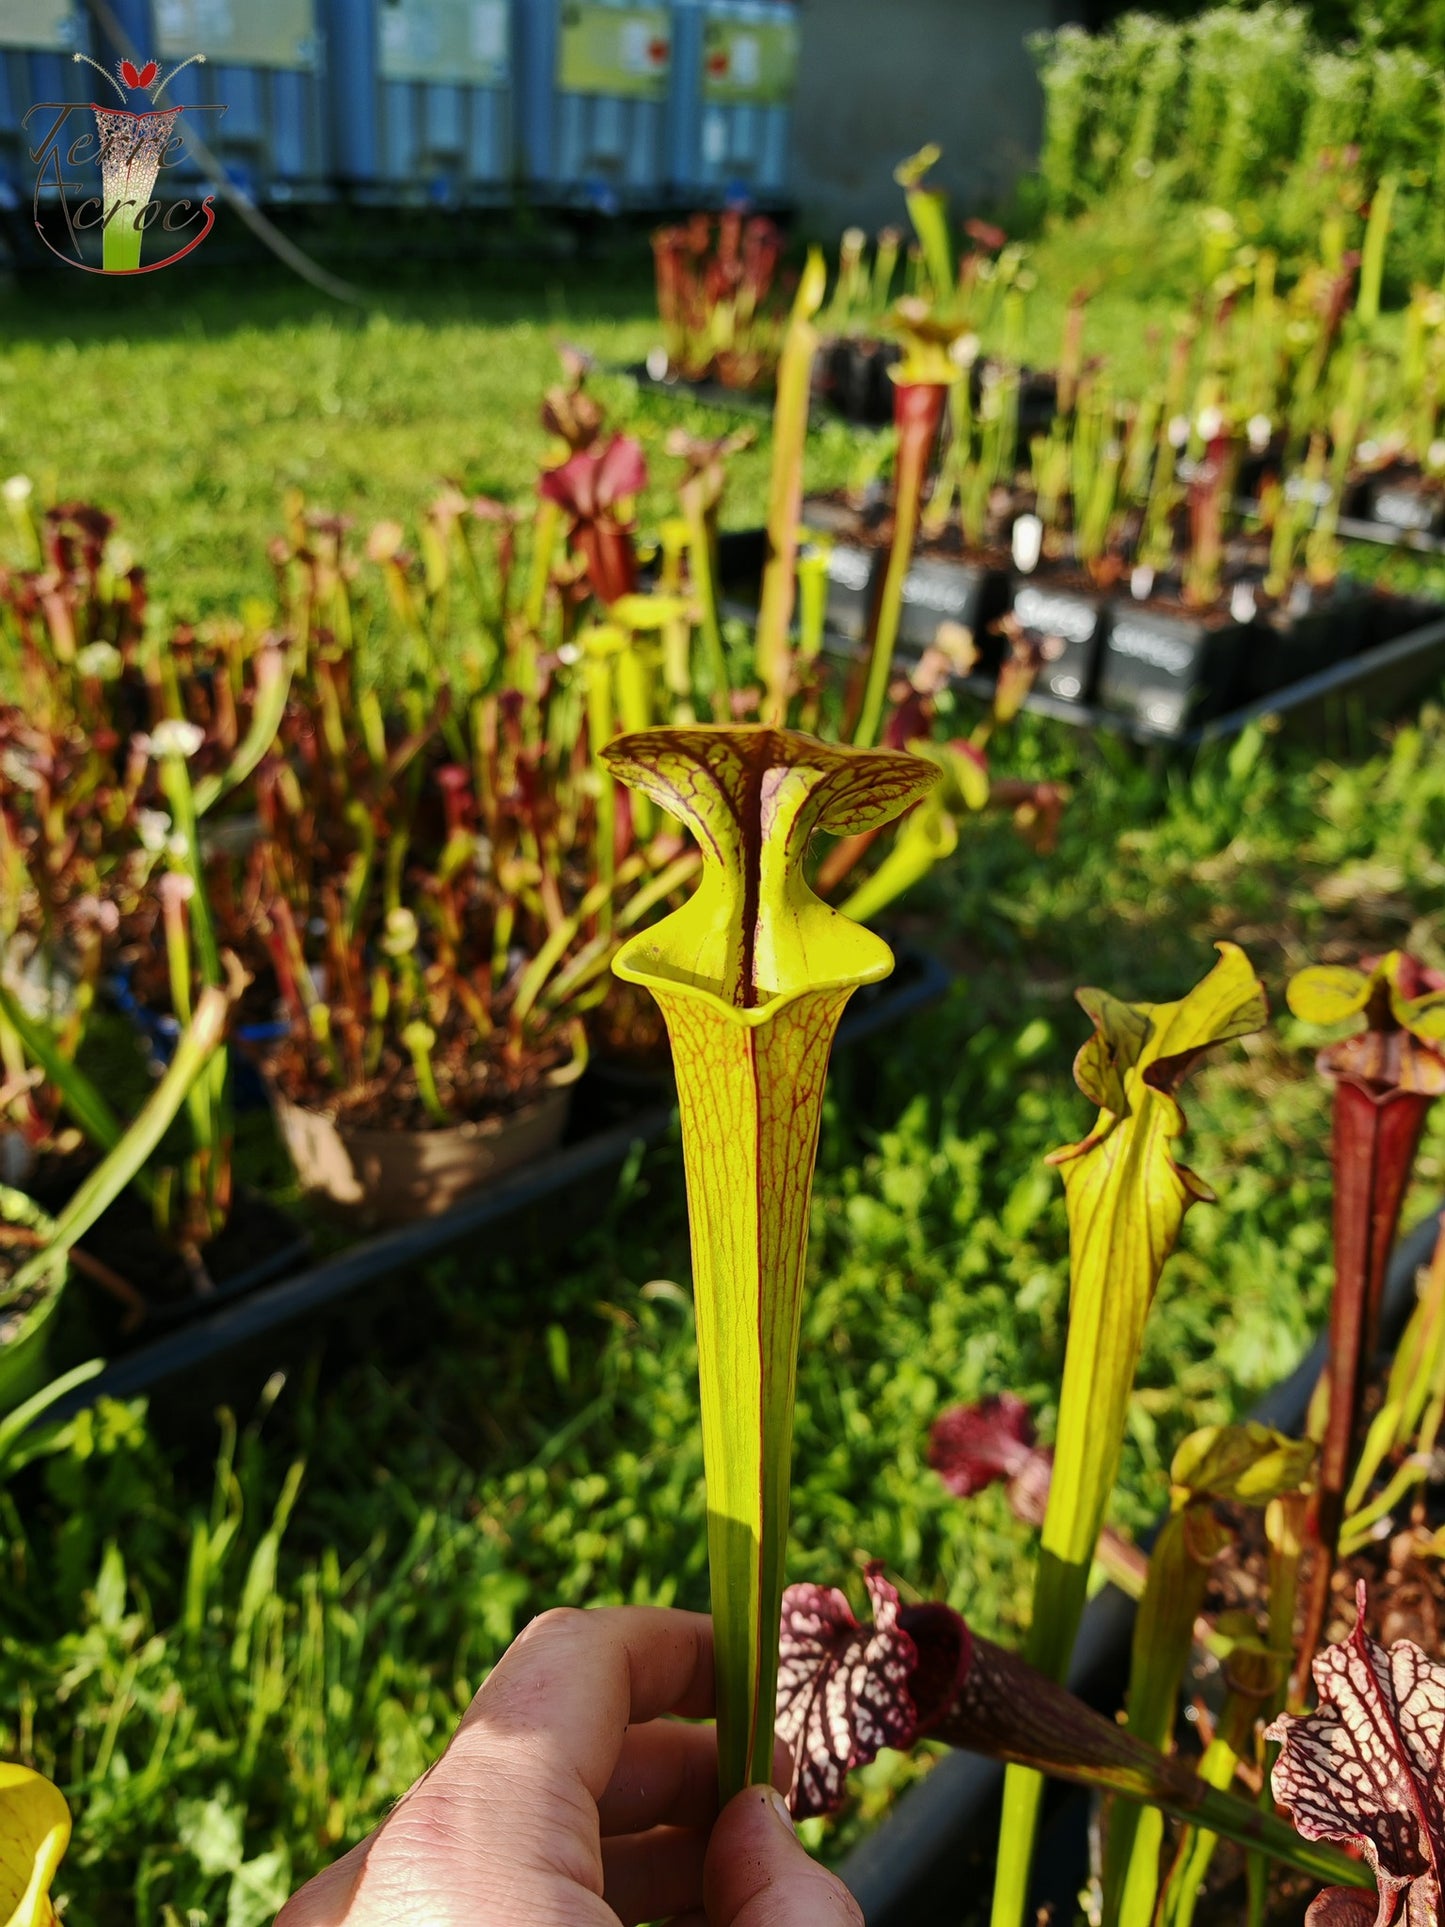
left=993, top=942, right=1267, bottom=1927
left=603, top=724, right=939, bottom=1798
left=0, top=1763, right=68, bottom=1927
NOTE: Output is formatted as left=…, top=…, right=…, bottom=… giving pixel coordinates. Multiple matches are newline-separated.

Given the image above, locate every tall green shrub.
left=1028, top=7, right=1445, bottom=293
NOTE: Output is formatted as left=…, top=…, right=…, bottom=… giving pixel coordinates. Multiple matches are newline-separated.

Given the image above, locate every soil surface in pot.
left=24, top=1149, right=305, bottom=1327
left=803, top=488, right=1016, bottom=575
left=1014, top=563, right=1112, bottom=602
left=1112, top=585, right=1251, bottom=631
left=264, top=1031, right=569, bottom=1134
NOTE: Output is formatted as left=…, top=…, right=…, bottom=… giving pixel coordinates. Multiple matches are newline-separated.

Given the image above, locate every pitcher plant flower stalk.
left=993, top=943, right=1267, bottom=1927
left=1101, top=1425, right=1314, bottom=1927
left=602, top=724, right=939, bottom=1798
left=755, top=251, right=828, bottom=724
left=852, top=310, right=959, bottom=751
left=1285, top=952, right=1445, bottom=1709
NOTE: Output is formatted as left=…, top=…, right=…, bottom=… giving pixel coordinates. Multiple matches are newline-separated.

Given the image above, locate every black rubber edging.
left=36, top=946, right=955, bottom=1426
left=837, top=1202, right=1445, bottom=1927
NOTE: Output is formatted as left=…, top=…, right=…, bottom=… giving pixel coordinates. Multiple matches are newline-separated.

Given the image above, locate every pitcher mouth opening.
left=612, top=931, right=893, bottom=1024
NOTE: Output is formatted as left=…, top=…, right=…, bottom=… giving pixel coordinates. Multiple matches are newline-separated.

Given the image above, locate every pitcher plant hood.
left=602, top=725, right=940, bottom=1014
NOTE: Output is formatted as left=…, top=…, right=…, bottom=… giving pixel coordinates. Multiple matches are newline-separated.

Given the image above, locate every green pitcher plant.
left=1102, top=1423, right=1315, bottom=1927
left=602, top=724, right=939, bottom=1799
left=993, top=942, right=1268, bottom=1927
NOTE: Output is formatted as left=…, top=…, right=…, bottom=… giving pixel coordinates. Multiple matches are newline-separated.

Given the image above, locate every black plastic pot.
left=23, top=1169, right=309, bottom=1340
left=1008, top=577, right=1109, bottom=706
left=1037, top=600, right=1445, bottom=752
left=1242, top=579, right=1371, bottom=701
left=1362, top=467, right=1445, bottom=539
left=712, top=520, right=882, bottom=647
left=778, top=503, right=1016, bottom=660
left=35, top=948, right=953, bottom=1426
left=838, top=1203, right=1445, bottom=1927
left=796, top=494, right=887, bottom=642
left=899, top=557, right=1010, bottom=658
left=712, top=524, right=1445, bottom=750
left=812, top=337, right=902, bottom=426
left=1096, top=604, right=1250, bottom=736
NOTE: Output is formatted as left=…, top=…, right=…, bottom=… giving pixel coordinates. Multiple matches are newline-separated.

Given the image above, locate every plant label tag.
left=1013, top=585, right=1102, bottom=704
left=1373, top=486, right=1438, bottom=533
left=1011, top=513, right=1043, bottom=574
left=1099, top=608, right=1246, bottom=736
left=899, top=559, right=993, bottom=653
left=820, top=544, right=879, bottom=640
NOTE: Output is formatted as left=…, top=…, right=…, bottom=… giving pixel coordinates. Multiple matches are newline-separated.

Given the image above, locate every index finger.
left=456, top=1605, right=715, bottom=1799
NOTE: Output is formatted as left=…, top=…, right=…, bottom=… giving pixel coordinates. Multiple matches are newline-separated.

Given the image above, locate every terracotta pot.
left=271, top=1084, right=573, bottom=1229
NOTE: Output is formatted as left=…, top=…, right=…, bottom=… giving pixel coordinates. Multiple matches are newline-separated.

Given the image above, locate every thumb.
left=699, top=1785, right=863, bottom=1926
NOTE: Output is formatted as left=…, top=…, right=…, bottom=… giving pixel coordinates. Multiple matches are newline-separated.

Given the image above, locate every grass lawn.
left=0, top=247, right=869, bottom=615
left=4, top=237, right=1445, bottom=1920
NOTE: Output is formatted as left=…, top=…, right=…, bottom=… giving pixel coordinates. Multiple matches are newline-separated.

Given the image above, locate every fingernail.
left=764, top=1788, right=795, bottom=1833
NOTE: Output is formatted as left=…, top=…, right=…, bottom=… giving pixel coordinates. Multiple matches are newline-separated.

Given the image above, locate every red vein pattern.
left=659, top=980, right=849, bottom=1792
left=1269, top=1582, right=1445, bottom=1927
left=777, top=1564, right=971, bottom=1819
left=777, top=1567, right=927, bottom=1819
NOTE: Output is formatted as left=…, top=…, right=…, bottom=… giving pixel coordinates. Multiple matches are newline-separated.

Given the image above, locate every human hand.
left=276, top=1604, right=862, bottom=1926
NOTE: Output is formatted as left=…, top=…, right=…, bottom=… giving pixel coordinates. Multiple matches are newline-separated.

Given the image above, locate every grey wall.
left=788, top=0, right=1056, bottom=235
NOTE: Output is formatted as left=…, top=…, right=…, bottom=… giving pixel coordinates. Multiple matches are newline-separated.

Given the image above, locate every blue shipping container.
left=518, top=0, right=674, bottom=210
left=325, top=0, right=513, bottom=205
left=98, top=0, right=329, bottom=203
left=670, top=0, right=795, bottom=206
left=0, top=2, right=96, bottom=216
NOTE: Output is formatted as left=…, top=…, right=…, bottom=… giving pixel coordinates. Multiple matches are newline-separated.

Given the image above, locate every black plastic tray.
left=36, top=946, right=953, bottom=1424
left=611, top=360, right=779, bottom=420
left=837, top=1203, right=1445, bottom=1926
left=709, top=528, right=1445, bottom=752
left=996, top=609, right=1445, bottom=752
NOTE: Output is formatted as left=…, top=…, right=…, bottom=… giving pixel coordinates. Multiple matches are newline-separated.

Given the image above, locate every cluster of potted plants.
left=1030, top=4, right=1445, bottom=293
left=647, top=207, right=788, bottom=393
left=788, top=144, right=1441, bottom=743
left=0, top=319, right=1068, bottom=1409
left=13, top=702, right=1445, bottom=1927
